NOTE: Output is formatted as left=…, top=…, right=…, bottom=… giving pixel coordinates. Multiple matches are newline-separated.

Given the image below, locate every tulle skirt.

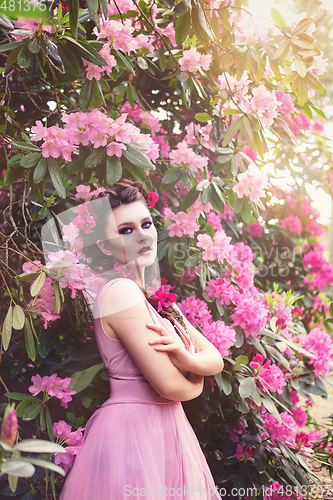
left=60, top=401, right=222, bottom=500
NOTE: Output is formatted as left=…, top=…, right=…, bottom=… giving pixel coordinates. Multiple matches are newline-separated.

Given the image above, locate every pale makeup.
left=96, top=199, right=158, bottom=289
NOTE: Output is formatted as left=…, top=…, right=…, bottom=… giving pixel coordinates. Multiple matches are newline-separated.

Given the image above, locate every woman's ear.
left=96, top=239, right=112, bottom=256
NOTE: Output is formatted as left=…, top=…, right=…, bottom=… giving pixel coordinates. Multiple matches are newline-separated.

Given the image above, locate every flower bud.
left=0, top=404, right=18, bottom=447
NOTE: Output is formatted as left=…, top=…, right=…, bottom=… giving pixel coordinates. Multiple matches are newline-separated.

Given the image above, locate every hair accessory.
left=148, top=191, right=159, bottom=208
left=149, top=286, right=177, bottom=312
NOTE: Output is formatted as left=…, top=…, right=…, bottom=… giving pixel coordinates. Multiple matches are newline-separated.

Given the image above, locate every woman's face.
left=97, top=199, right=157, bottom=268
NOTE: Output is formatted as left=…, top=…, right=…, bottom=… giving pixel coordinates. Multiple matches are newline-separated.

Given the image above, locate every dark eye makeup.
left=118, top=221, right=153, bottom=235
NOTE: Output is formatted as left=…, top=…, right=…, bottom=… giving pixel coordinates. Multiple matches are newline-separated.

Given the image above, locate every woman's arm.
left=101, top=279, right=204, bottom=402
left=172, top=303, right=224, bottom=376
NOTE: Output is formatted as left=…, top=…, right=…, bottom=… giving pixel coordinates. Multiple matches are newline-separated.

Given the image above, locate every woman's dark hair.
left=82, top=179, right=188, bottom=343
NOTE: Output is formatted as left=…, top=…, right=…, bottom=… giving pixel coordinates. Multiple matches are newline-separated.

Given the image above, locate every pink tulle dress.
left=60, top=278, right=222, bottom=500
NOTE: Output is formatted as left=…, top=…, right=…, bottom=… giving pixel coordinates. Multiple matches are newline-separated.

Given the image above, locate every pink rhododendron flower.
left=204, top=321, right=236, bottom=357
left=250, top=354, right=286, bottom=394
left=179, top=47, right=212, bottom=73
left=281, top=215, right=302, bottom=235
left=29, top=374, right=76, bottom=408
left=148, top=191, right=159, bottom=207
left=53, top=420, right=72, bottom=441
left=233, top=164, right=268, bottom=203
left=22, top=260, right=43, bottom=274
left=276, top=92, right=295, bottom=118
left=178, top=296, right=212, bottom=329
left=292, top=407, right=308, bottom=428
left=73, top=205, right=96, bottom=234
left=235, top=444, right=253, bottom=460
left=297, top=327, right=333, bottom=376
left=170, top=141, right=208, bottom=171
left=263, top=412, right=297, bottom=444
left=242, top=84, right=281, bottom=126
left=0, top=404, right=18, bottom=447
left=248, top=221, right=263, bottom=238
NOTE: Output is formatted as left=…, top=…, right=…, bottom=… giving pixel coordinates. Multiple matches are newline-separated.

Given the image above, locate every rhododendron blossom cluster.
left=179, top=47, right=212, bottom=73
left=250, top=354, right=286, bottom=394
left=297, top=327, right=333, bottom=376
left=53, top=420, right=84, bottom=474
left=263, top=412, right=297, bottom=445
left=233, top=164, right=269, bottom=203
left=29, top=374, right=76, bottom=408
left=169, top=141, right=209, bottom=171
left=31, top=110, right=159, bottom=162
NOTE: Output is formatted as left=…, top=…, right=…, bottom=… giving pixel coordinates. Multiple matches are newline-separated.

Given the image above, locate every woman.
left=60, top=179, right=224, bottom=499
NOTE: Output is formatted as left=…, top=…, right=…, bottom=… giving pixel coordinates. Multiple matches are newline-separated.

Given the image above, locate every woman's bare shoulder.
left=101, top=279, right=145, bottom=317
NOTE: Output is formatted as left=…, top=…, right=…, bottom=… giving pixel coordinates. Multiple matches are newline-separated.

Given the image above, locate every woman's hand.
left=146, top=322, right=199, bottom=373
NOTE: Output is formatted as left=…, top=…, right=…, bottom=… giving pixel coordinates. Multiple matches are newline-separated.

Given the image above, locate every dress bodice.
left=93, top=278, right=195, bottom=406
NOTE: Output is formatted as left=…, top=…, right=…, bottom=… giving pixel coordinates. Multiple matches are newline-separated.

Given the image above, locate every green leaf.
left=4, top=392, right=35, bottom=401
left=0, top=14, right=14, bottom=30
left=11, top=141, right=40, bottom=153
left=16, top=399, right=35, bottom=418
left=261, top=395, right=281, bottom=421
left=20, top=152, right=41, bottom=169
left=254, top=444, right=267, bottom=473
left=194, top=112, right=211, bottom=123
left=114, top=49, right=135, bottom=75
left=27, top=37, right=40, bottom=54
left=161, top=169, right=182, bottom=185
left=180, top=186, right=200, bottom=210
left=31, top=271, right=46, bottom=297
left=222, top=117, right=242, bottom=147
left=232, top=355, right=249, bottom=372
left=240, top=199, right=252, bottom=223
left=106, top=156, right=122, bottom=185
left=297, top=76, right=308, bottom=107
left=33, top=157, right=47, bottom=183
left=137, top=56, right=148, bottom=70
left=18, top=45, right=33, bottom=68
left=58, top=42, right=80, bottom=76
left=79, top=79, right=92, bottom=107
left=271, top=7, right=286, bottom=28
left=22, top=402, right=43, bottom=421
left=238, top=377, right=255, bottom=398
left=2, top=305, right=13, bottom=350
left=292, top=17, right=314, bottom=36
left=0, top=41, right=26, bottom=53
left=122, top=158, right=147, bottom=181
left=175, top=11, right=191, bottom=46
left=200, top=185, right=211, bottom=205
left=45, top=405, right=54, bottom=441
left=123, top=143, right=154, bottom=170
left=7, top=154, right=23, bottom=167
left=159, top=44, right=167, bottom=72
left=18, top=457, right=65, bottom=476
left=64, top=37, right=107, bottom=67
left=70, top=363, right=105, bottom=393
left=14, top=439, right=66, bottom=453
left=12, top=304, right=25, bottom=330
left=69, top=0, right=79, bottom=38
left=294, top=58, right=307, bottom=78
left=305, top=73, right=326, bottom=94
left=0, top=460, right=35, bottom=477
left=87, top=0, right=98, bottom=15
left=47, top=159, right=66, bottom=199
left=37, top=330, right=50, bottom=359
left=84, top=147, right=106, bottom=169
